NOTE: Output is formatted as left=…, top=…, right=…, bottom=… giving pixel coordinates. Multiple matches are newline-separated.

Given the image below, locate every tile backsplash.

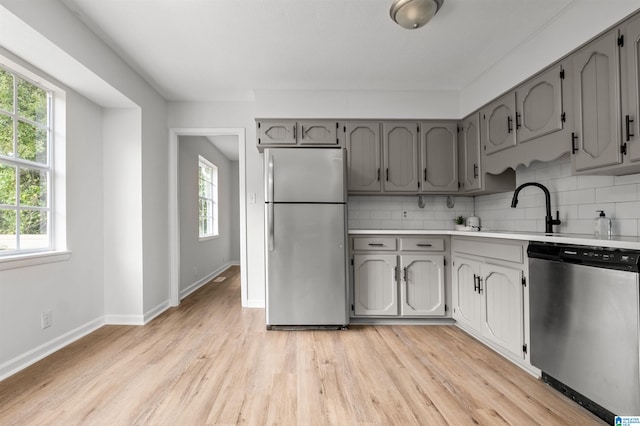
left=348, top=195, right=475, bottom=230
left=348, top=153, right=640, bottom=236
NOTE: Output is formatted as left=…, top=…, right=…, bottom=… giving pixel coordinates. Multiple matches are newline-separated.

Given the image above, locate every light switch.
left=248, top=192, right=256, bottom=204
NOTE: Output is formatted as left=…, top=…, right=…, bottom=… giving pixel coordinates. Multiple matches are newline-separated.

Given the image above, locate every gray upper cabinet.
left=382, top=122, right=420, bottom=192
left=256, top=119, right=340, bottom=150
left=572, top=29, right=623, bottom=172
left=481, top=93, right=517, bottom=155
left=420, top=122, right=458, bottom=192
left=459, top=113, right=482, bottom=192
left=298, top=120, right=339, bottom=146
left=622, top=13, right=640, bottom=163
left=257, top=121, right=297, bottom=146
left=345, top=122, right=382, bottom=193
left=516, top=64, right=565, bottom=144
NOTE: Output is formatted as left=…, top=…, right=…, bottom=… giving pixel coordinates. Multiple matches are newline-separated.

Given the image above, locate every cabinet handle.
left=300, top=125, right=304, bottom=139
left=403, top=267, right=407, bottom=282
left=507, top=116, right=513, bottom=133
left=293, top=125, right=297, bottom=140
left=571, top=132, right=578, bottom=154
left=377, top=168, right=381, bottom=181
left=516, top=112, right=522, bottom=129
left=473, top=164, right=478, bottom=179
left=478, top=277, right=484, bottom=294
left=424, top=168, right=427, bottom=182
left=386, top=168, right=389, bottom=181
left=626, top=115, right=635, bottom=141
left=394, top=266, right=398, bottom=282
left=473, top=274, right=479, bottom=293
left=368, top=243, right=384, bottom=247
left=416, top=243, right=433, bottom=247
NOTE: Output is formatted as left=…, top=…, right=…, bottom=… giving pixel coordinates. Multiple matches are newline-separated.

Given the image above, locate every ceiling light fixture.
left=390, top=0, right=444, bottom=30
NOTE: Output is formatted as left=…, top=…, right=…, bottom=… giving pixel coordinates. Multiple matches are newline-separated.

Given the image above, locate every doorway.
left=169, top=128, right=248, bottom=307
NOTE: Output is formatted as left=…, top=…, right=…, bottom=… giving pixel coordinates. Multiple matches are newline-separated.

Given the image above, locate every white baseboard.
left=105, top=314, right=144, bottom=325
left=0, top=317, right=105, bottom=382
left=245, top=299, right=265, bottom=308
left=180, top=262, right=235, bottom=300
left=144, top=300, right=171, bottom=324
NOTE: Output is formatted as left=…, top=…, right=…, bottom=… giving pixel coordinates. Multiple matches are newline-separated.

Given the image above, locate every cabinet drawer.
left=399, top=237, right=444, bottom=252
left=352, top=237, right=397, bottom=251
left=453, top=238, right=524, bottom=264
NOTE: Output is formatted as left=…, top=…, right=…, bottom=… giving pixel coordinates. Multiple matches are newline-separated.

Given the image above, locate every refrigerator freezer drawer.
left=266, top=203, right=348, bottom=326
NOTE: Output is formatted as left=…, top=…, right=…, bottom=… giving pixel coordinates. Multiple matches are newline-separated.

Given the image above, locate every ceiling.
left=58, top=0, right=630, bottom=104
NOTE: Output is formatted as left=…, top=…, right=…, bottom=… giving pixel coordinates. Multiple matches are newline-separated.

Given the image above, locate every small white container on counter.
left=593, top=210, right=612, bottom=239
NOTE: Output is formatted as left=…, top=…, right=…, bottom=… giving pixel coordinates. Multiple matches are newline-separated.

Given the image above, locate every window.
left=198, top=156, right=218, bottom=238
left=0, top=65, right=52, bottom=255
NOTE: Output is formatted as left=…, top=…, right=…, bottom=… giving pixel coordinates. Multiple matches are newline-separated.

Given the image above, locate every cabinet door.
left=400, top=255, right=445, bottom=316
left=382, top=122, right=419, bottom=192
left=459, top=114, right=482, bottom=191
left=480, top=263, right=524, bottom=359
left=623, top=15, right=640, bottom=162
left=517, top=64, right=564, bottom=144
left=299, top=120, right=339, bottom=146
left=572, top=30, right=623, bottom=172
left=420, top=122, right=458, bottom=192
left=451, top=256, right=482, bottom=330
left=257, top=121, right=297, bottom=146
left=353, top=254, right=398, bottom=316
left=345, top=122, right=382, bottom=192
left=481, top=92, right=517, bottom=155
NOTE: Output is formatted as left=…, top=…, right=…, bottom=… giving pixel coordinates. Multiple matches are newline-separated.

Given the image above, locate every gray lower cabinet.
left=382, top=122, right=420, bottom=192
left=451, top=237, right=527, bottom=361
left=351, top=235, right=447, bottom=318
left=419, top=121, right=458, bottom=192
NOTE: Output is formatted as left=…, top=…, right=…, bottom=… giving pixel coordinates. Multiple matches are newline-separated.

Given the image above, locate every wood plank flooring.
left=0, top=266, right=603, bottom=425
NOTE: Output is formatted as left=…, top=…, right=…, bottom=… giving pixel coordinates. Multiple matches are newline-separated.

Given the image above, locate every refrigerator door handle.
left=268, top=154, right=275, bottom=251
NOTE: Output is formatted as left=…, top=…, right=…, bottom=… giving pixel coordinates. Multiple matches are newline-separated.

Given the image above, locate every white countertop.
left=349, top=229, right=640, bottom=250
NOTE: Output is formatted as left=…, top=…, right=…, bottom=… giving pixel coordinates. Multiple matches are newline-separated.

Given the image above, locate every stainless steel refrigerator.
left=264, top=148, right=348, bottom=329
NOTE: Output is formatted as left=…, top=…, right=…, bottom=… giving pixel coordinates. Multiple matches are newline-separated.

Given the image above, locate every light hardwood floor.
left=0, top=265, right=603, bottom=425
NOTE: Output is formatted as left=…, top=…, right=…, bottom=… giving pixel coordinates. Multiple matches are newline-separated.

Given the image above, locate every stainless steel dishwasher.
left=528, top=242, right=640, bottom=422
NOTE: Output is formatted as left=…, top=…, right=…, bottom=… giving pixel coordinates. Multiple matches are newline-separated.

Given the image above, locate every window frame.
left=0, top=63, right=55, bottom=257
left=198, top=155, right=218, bottom=240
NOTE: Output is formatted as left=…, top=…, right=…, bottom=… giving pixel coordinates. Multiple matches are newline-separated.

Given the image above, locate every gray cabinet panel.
left=623, top=14, right=640, bottom=162
left=401, top=255, right=445, bottom=316
left=299, top=120, right=339, bottom=146
left=353, top=254, right=398, bottom=316
left=572, top=30, right=623, bottom=171
left=459, top=113, right=482, bottom=191
left=517, top=64, right=564, bottom=144
left=382, top=122, right=419, bottom=192
left=346, top=122, right=382, bottom=192
left=420, top=122, right=458, bottom=192
left=482, top=93, right=517, bottom=155
left=258, top=121, right=297, bottom=146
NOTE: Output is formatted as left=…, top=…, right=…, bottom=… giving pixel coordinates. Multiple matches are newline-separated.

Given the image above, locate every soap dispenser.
left=594, top=210, right=612, bottom=239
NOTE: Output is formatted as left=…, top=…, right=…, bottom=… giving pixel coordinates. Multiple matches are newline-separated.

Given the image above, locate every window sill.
left=0, top=250, right=72, bottom=271
left=199, top=234, right=220, bottom=242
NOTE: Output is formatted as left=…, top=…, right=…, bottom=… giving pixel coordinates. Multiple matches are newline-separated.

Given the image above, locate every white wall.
left=229, top=161, right=241, bottom=262
left=0, top=83, right=106, bottom=379
left=178, top=136, right=237, bottom=296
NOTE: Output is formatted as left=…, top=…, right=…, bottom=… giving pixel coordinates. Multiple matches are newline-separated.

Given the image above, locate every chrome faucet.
left=510, top=182, right=561, bottom=233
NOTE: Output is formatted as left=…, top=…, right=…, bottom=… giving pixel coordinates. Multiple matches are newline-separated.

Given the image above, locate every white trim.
left=104, top=314, right=145, bottom=326
left=179, top=262, right=234, bottom=300
left=0, top=316, right=104, bottom=382
left=245, top=299, right=265, bottom=309
left=0, top=250, right=71, bottom=271
left=168, top=128, right=248, bottom=308
left=143, top=301, right=171, bottom=324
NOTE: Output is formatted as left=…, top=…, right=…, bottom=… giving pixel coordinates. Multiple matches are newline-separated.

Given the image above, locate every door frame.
left=169, top=127, right=248, bottom=307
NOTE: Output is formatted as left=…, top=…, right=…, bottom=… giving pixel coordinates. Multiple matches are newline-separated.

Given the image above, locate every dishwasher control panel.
left=528, top=242, right=640, bottom=272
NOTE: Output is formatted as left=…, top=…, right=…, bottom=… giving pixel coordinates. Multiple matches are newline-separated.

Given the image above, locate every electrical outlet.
left=403, top=210, right=408, bottom=218
left=41, top=310, right=52, bottom=329
left=248, top=192, right=256, bottom=204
